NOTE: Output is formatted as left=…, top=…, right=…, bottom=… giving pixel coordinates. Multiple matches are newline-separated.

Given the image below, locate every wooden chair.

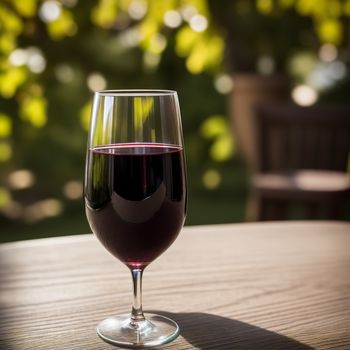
left=248, top=104, right=350, bottom=221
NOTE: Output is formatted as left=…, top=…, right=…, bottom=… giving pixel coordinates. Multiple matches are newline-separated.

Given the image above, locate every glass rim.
left=95, top=89, right=177, bottom=97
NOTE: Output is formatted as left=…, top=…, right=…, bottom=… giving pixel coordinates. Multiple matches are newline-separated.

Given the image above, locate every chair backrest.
left=255, top=104, right=350, bottom=173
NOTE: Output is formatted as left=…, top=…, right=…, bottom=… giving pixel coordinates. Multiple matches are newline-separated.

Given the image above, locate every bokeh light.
left=214, top=74, right=234, bottom=94
left=308, top=60, right=347, bottom=91
left=291, top=85, right=318, bottom=106
left=257, top=55, right=275, bottom=75
left=119, top=28, right=141, bottom=48
left=0, top=113, right=12, bottom=137
left=164, top=10, right=182, bottom=28
left=0, top=142, right=12, bottom=162
left=23, top=199, right=63, bottom=223
left=143, top=51, right=161, bottom=70
left=9, top=47, right=46, bottom=73
left=202, top=169, right=221, bottom=190
left=9, top=49, right=27, bottom=66
left=319, top=43, right=337, bottom=62
left=1, top=201, right=23, bottom=219
left=63, top=180, right=83, bottom=200
left=8, top=169, right=35, bottom=190
left=128, top=1, right=147, bottom=20
left=329, top=61, right=347, bottom=79
left=181, top=5, right=197, bottom=22
left=149, top=33, right=167, bottom=54
left=39, top=1, right=62, bottom=23
left=190, top=15, right=208, bottom=32
left=27, top=47, right=46, bottom=73
left=55, top=64, right=75, bottom=83
left=0, top=187, right=11, bottom=208
left=87, top=72, right=107, bottom=91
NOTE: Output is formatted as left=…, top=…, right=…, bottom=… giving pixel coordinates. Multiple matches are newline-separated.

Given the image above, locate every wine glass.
left=84, top=90, right=187, bottom=348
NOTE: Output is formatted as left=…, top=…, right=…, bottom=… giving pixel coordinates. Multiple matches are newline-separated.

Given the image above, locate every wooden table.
left=1, top=221, right=349, bottom=349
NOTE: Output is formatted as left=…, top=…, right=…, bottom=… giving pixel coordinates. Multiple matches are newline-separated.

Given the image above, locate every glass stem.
left=130, top=268, right=145, bottom=325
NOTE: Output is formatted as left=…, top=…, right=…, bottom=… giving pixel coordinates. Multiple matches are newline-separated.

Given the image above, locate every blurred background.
left=1, top=0, right=350, bottom=242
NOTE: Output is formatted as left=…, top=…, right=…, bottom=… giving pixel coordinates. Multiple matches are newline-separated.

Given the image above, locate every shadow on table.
left=150, top=311, right=313, bottom=350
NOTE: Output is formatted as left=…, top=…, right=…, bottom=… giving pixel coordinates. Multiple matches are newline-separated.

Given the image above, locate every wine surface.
left=85, top=143, right=187, bottom=267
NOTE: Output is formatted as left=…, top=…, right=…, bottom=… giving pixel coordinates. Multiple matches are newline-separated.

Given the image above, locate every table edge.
left=1, top=220, right=349, bottom=249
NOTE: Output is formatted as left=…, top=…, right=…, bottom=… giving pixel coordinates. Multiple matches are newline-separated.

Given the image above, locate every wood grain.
left=1, top=221, right=350, bottom=349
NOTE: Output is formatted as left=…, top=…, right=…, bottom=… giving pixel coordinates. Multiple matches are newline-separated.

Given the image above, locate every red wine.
left=85, top=143, right=187, bottom=268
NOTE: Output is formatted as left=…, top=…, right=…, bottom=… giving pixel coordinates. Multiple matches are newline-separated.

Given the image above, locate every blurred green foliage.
left=0, top=0, right=349, bottom=241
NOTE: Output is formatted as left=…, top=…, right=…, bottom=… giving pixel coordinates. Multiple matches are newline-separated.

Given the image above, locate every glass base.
left=96, top=313, right=179, bottom=348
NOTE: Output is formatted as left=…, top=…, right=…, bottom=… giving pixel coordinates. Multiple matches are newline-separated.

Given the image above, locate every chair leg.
left=245, top=192, right=260, bottom=222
